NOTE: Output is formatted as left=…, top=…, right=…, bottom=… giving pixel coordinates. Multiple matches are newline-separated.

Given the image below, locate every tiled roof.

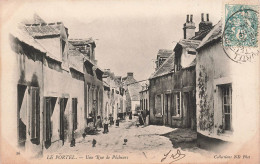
left=150, top=53, right=175, bottom=79
left=197, top=20, right=222, bottom=50
left=157, top=49, right=173, bottom=58
left=23, top=23, right=63, bottom=38
left=69, top=38, right=96, bottom=47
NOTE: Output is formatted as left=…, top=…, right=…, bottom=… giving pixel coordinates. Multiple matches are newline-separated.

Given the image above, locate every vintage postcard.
left=0, top=0, right=259, bottom=163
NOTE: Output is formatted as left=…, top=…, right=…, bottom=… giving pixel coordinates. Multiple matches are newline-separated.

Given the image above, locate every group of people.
left=89, top=110, right=150, bottom=135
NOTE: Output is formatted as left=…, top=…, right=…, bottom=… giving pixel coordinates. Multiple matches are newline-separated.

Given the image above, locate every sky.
left=3, top=0, right=222, bottom=81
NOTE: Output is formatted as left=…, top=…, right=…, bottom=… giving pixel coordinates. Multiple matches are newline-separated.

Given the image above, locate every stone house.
left=149, top=14, right=213, bottom=129
left=122, top=72, right=142, bottom=115
left=195, top=21, right=259, bottom=150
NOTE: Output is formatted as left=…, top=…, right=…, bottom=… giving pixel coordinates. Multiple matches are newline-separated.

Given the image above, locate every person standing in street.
left=103, top=117, right=109, bottom=133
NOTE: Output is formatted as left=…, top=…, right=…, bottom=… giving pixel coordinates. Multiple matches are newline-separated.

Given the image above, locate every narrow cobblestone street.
left=43, top=117, right=212, bottom=163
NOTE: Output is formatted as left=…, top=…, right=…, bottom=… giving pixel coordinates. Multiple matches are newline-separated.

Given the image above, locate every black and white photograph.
left=0, top=0, right=259, bottom=163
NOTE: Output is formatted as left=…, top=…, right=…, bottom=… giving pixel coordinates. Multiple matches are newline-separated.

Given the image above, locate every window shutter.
left=45, top=98, right=52, bottom=142
left=29, top=87, right=40, bottom=140
left=173, top=93, right=177, bottom=116
left=161, top=94, right=164, bottom=115
left=72, top=98, right=78, bottom=131
left=60, top=99, right=64, bottom=140
left=179, top=92, right=182, bottom=117
left=75, top=99, right=77, bottom=130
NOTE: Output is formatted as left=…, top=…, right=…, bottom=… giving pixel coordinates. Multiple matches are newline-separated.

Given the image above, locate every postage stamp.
left=223, top=4, right=259, bottom=63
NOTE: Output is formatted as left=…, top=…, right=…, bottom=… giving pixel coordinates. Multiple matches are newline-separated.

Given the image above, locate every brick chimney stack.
left=127, top=72, right=133, bottom=77
left=186, top=15, right=189, bottom=23
left=199, top=13, right=212, bottom=32
left=183, top=14, right=196, bottom=39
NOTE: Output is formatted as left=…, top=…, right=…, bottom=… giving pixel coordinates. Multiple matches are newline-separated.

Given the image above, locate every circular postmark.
left=222, top=8, right=259, bottom=63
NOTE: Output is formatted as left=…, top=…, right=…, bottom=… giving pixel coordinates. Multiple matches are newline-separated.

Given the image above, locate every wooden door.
left=184, top=92, right=191, bottom=128
left=60, top=98, right=67, bottom=144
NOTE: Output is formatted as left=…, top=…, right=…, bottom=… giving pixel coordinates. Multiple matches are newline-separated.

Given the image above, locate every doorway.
left=60, top=98, right=68, bottom=145
left=17, top=85, right=27, bottom=149
left=44, top=97, right=56, bottom=149
left=184, top=91, right=196, bottom=129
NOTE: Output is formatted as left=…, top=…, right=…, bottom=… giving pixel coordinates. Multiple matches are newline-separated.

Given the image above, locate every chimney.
left=186, top=15, right=189, bottom=23
left=183, top=14, right=196, bottom=39
left=190, top=14, right=193, bottom=22
left=127, top=72, right=133, bottom=77
left=199, top=13, right=213, bottom=32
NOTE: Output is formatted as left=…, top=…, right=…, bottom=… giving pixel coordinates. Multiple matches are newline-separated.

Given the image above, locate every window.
left=85, top=63, right=94, bottom=76
left=220, top=84, right=232, bottom=131
left=173, top=92, right=181, bottom=117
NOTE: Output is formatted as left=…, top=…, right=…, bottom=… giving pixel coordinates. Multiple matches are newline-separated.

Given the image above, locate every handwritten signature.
left=161, top=149, right=186, bottom=163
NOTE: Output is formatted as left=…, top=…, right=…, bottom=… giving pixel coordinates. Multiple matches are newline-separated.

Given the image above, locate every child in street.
left=103, top=117, right=109, bottom=133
